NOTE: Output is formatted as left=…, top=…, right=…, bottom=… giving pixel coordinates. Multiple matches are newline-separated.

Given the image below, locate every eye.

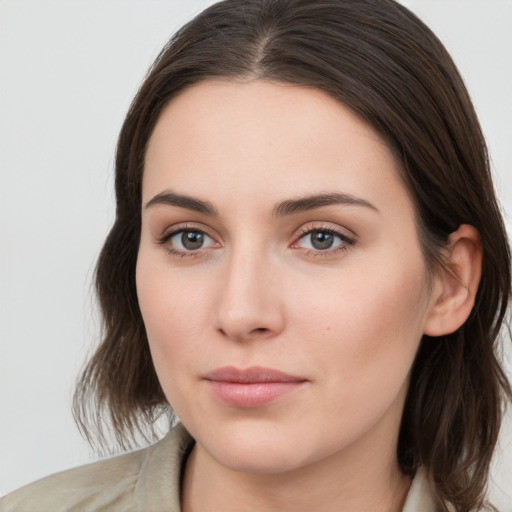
left=292, top=227, right=354, bottom=254
left=171, top=230, right=211, bottom=251
left=158, top=227, right=218, bottom=256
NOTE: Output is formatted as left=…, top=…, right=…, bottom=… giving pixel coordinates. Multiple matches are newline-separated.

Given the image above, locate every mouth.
left=203, top=366, right=308, bottom=408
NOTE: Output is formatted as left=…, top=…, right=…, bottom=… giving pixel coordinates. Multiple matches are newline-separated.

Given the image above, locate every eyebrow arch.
left=273, top=192, right=379, bottom=217
left=145, top=190, right=217, bottom=216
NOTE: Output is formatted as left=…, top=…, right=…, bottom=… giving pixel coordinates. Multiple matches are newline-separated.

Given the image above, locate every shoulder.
left=0, top=423, right=194, bottom=512
left=1, top=449, right=146, bottom=512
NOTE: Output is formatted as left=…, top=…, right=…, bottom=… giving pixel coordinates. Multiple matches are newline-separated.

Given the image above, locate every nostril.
left=217, top=325, right=271, bottom=340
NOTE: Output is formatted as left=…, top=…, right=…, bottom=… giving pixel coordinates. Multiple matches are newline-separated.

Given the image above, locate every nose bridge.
left=215, top=237, right=284, bottom=340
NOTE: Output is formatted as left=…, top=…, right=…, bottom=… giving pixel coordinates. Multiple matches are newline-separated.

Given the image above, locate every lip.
left=203, top=366, right=307, bottom=408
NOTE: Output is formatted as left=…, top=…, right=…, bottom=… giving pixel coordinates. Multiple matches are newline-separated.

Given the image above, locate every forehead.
left=143, top=80, right=409, bottom=215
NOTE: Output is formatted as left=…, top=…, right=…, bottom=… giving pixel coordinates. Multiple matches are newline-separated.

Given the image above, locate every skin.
left=136, top=80, right=480, bottom=512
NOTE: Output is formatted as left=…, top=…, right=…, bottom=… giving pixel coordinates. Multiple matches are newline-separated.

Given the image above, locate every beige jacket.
left=1, top=423, right=435, bottom=512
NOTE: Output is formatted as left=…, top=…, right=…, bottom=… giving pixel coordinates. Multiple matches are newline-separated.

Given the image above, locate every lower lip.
left=206, top=381, right=305, bottom=408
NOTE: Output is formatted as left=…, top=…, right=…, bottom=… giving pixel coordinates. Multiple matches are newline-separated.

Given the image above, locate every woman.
left=2, top=0, right=510, bottom=511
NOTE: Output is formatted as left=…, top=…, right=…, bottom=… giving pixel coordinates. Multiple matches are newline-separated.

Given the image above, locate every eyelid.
left=293, top=222, right=356, bottom=242
left=157, top=221, right=217, bottom=240
left=290, top=222, right=356, bottom=255
left=155, top=222, right=221, bottom=256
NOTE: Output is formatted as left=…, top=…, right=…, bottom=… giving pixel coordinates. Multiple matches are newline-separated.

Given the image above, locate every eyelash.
left=291, top=225, right=355, bottom=258
left=155, top=223, right=356, bottom=258
left=156, top=223, right=216, bottom=258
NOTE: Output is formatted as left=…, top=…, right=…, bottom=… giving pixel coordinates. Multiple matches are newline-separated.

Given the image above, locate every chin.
left=192, top=419, right=334, bottom=476
left=212, top=444, right=309, bottom=475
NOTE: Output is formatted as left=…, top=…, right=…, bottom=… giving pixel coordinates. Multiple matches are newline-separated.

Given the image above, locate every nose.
left=214, top=247, right=286, bottom=342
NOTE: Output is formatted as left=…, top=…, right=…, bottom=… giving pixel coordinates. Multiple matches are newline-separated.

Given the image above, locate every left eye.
left=169, top=230, right=216, bottom=251
left=296, top=229, right=349, bottom=251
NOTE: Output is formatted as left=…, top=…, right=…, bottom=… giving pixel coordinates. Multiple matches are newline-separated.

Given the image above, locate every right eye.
left=158, top=228, right=218, bottom=256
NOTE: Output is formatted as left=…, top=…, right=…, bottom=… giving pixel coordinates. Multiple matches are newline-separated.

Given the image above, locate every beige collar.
left=402, top=467, right=436, bottom=512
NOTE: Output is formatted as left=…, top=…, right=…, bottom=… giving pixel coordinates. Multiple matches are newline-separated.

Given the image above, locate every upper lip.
left=203, top=366, right=307, bottom=383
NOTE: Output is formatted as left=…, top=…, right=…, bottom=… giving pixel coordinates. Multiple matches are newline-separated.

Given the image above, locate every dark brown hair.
left=73, top=1, right=511, bottom=510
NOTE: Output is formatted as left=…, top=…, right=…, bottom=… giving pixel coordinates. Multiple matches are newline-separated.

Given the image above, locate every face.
left=137, top=80, right=437, bottom=476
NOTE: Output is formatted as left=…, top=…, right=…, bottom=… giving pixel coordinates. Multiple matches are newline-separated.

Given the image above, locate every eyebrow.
left=144, top=190, right=379, bottom=217
left=145, top=190, right=218, bottom=216
left=273, top=192, right=379, bottom=217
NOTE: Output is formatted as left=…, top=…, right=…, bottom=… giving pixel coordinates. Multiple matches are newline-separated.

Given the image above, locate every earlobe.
left=423, top=225, right=482, bottom=337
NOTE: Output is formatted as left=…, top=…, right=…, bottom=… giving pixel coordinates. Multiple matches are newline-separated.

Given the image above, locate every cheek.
left=136, top=260, right=213, bottom=416
left=135, top=252, right=209, bottom=378
left=136, top=238, right=213, bottom=331
left=291, top=253, right=429, bottom=393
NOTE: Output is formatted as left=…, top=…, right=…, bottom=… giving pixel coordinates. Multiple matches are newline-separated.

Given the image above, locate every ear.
left=423, top=224, right=482, bottom=337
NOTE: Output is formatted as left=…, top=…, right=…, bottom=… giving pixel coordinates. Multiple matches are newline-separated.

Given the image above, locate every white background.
left=1, top=0, right=511, bottom=508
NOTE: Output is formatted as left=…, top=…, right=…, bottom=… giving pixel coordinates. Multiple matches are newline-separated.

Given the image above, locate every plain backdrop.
left=1, top=0, right=511, bottom=508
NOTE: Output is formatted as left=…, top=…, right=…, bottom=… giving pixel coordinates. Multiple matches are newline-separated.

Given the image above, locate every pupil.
left=311, top=231, right=334, bottom=250
left=182, top=231, right=204, bottom=250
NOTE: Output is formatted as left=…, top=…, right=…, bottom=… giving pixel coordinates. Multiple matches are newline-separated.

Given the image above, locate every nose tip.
left=216, top=294, right=284, bottom=341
